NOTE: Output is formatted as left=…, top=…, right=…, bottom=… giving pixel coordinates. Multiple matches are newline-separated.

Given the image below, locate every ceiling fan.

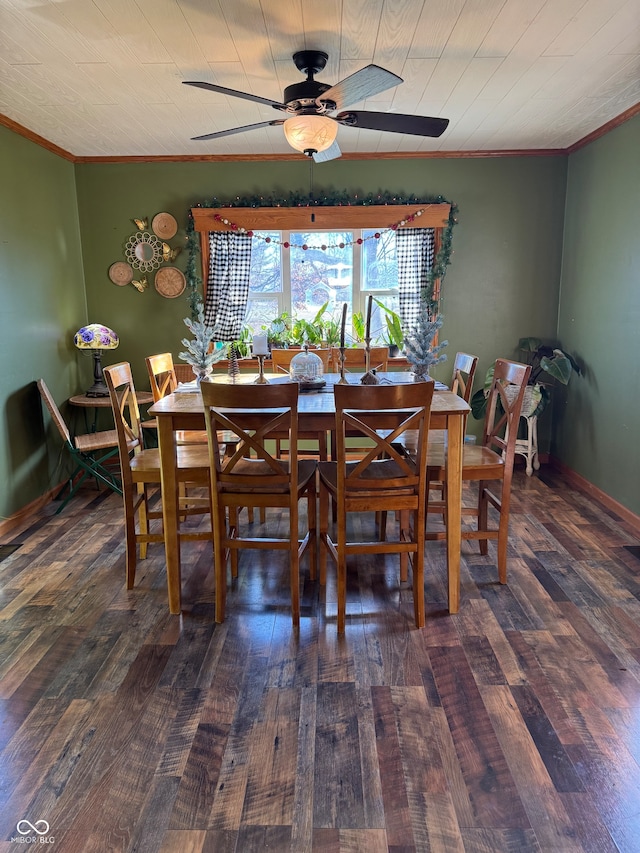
left=183, top=50, right=449, bottom=162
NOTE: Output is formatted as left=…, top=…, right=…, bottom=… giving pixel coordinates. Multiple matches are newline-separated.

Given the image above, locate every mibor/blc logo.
left=11, top=819, right=55, bottom=844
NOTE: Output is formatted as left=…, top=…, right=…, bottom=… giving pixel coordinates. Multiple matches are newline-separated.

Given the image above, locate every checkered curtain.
left=204, top=232, right=253, bottom=340
left=396, top=228, right=435, bottom=330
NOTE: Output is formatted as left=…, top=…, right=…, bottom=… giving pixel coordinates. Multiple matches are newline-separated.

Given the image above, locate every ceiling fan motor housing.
left=283, top=80, right=332, bottom=111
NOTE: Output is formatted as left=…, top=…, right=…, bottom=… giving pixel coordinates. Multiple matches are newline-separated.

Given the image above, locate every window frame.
left=192, top=204, right=451, bottom=328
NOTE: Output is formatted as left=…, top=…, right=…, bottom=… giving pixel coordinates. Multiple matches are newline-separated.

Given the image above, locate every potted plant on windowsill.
left=374, top=299, right=404, bottom=357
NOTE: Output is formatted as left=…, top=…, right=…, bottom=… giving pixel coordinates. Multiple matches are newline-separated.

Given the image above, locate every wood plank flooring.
left=1, top=469, right=640, bottom=852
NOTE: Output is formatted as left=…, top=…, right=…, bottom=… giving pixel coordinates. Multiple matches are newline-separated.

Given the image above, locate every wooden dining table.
left=149, top=372, right=470, bottom=617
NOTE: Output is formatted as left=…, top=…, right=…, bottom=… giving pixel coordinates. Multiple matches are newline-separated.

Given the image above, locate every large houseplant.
left=471, top=337, right=580, bottom=419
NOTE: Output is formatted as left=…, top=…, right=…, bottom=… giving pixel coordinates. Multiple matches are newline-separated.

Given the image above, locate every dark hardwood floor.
left=1, top=468, right=640, bottom=852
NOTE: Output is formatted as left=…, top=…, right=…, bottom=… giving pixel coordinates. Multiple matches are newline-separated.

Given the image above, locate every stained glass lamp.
left=74, top=324, right=119, bottom=397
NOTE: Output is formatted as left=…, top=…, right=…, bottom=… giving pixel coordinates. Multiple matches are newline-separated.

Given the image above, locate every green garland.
left=185, top=189, right=458, bottom=316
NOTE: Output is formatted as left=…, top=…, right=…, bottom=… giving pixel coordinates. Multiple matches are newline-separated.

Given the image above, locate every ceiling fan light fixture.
left=283, top=115, right=338, bottom=155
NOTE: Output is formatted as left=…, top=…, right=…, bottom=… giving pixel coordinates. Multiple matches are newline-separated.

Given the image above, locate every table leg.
left=157, top=416, right=182, bottom=614
left=445, top=412, right=463, bottom=613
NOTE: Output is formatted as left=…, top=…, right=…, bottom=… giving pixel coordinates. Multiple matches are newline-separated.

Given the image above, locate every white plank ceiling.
left=0, top=0, right=638, bottom=158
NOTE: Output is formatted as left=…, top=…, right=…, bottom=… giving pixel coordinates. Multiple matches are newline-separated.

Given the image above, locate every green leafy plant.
left=471, top=338, right=581, bottom=420
left=321, top=315, right=341, bottom=346
left=352, top=311, right=366, bottom=344
left=291, top=302, right=329, bottom=346
left=517, top=337, right=580, bottom=386
left=229, top=323, right=252, bottom=358
left=263, top=312, right=292, bottom=348
left=374, top=298, right=404, bottom=350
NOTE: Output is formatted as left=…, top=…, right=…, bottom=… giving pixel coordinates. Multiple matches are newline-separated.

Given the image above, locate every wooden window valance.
left=191, top=203, right=451, bottom=300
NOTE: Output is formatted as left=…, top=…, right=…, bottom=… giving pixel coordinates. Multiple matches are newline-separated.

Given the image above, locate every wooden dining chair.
left=37, top=379, right=123, bottom=512
left=318, top=381, right=434, bottom=632
left=146, top=352, right=209, bottom=445
left=200, top=381, right=317, bottom=626
left=426, top=358, right=531, bottom=584
left=104, top=361, right=212, bottom=590
left=450, top=351, right=478, bottom=403
left=331, top=346, right=389, bottom=373
left=427, top=351, right=479, bottom=505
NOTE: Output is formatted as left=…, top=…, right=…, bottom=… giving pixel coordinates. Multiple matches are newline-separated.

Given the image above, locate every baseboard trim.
left=0, top=486, right=58, bottom=538
left=549, top=456, right=640, bottom=533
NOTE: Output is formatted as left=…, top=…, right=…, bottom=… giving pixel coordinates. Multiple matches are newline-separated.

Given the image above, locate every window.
left=191, top=203, right=452, bottom=343
left=245, top=229, right=400, bottom=344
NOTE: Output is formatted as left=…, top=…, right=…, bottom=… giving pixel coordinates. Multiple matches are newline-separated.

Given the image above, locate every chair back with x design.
left=201, top=380, right=317, bottom=625
left=319, top=380, right=434, bottom=631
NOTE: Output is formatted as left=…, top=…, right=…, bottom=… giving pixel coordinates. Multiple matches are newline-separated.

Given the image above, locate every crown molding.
left=2, top=104, right=638, bottom=164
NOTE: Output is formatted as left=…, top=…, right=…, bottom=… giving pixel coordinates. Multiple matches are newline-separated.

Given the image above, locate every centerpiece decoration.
left=179, top=300, right=226, bottom=385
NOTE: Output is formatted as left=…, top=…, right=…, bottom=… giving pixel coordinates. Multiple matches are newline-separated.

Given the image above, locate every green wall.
left=556, top=114, right=640, bottom=514
left=0, top=126, right=87, bottom=519
left=7, top=116, right=636, bottom=520
left=74, top=156, right=567, bottom=403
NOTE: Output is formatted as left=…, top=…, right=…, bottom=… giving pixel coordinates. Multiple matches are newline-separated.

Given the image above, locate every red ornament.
left=302, top=244, right=308, bottom=250
left=356, top=238, right=363, bottom=245
left=247, top=230, right=254, bottom=237
left=374, top=232, right=381, bottom=239
left=339, top=242, right=345, bottom=249
left=265, top=236, right=271, bottom=243
left=321, top=245, right=327, bottom=251
left=231, top=223, right=238, bottom=230
left=283, top=241, right=290, bottom=248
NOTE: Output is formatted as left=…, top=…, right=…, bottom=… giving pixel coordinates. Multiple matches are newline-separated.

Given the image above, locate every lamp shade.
left=74, top=324, right=119, bottom=351
left=283, top=115, right=338, bottom=154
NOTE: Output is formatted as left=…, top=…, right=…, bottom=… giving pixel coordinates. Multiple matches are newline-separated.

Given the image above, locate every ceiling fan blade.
left=312, top=140, right=342, bottom=163
left=319, top=65, right=402, bottom=110
left=183, top=81, right=287, bottom=111
left=191, top=120, right=285, bottom=142
left=336, top=111, right=449, bottom=138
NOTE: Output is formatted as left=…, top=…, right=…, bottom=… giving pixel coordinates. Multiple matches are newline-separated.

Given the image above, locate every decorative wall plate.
left=152, top=212, right=178, bottom=240
left=155, top=266, right=186, bottom=299
left=108, top=261, right=134, bottom=286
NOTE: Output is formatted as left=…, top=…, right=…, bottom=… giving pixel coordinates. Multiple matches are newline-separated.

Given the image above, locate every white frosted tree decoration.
left=404, top=310, right=448, bottom=381
left=179, top=300, right=226, bottom=381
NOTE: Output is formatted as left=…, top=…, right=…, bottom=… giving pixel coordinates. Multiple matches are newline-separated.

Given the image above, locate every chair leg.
left=413, top=521, right=425, bottom=629
left=138, top=483, right=149, bottom=560
left=478, top=481, right=489, bottom=556
left=337, top=508, right=347, bottom=634
left=124, top=490, right=138, bottom=589
left=319, top=483, right=329, bottom=586
left=214, top=504, right=227, bottom=623
left=229, top=507, right=239, bottom=579
left=399, top=509, right=409, bottom=583
left=496, top=482, right=511, bottom=584
left=307, top=484, right=317, bottom=581
left=290, top=505, right=300, bottom=627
